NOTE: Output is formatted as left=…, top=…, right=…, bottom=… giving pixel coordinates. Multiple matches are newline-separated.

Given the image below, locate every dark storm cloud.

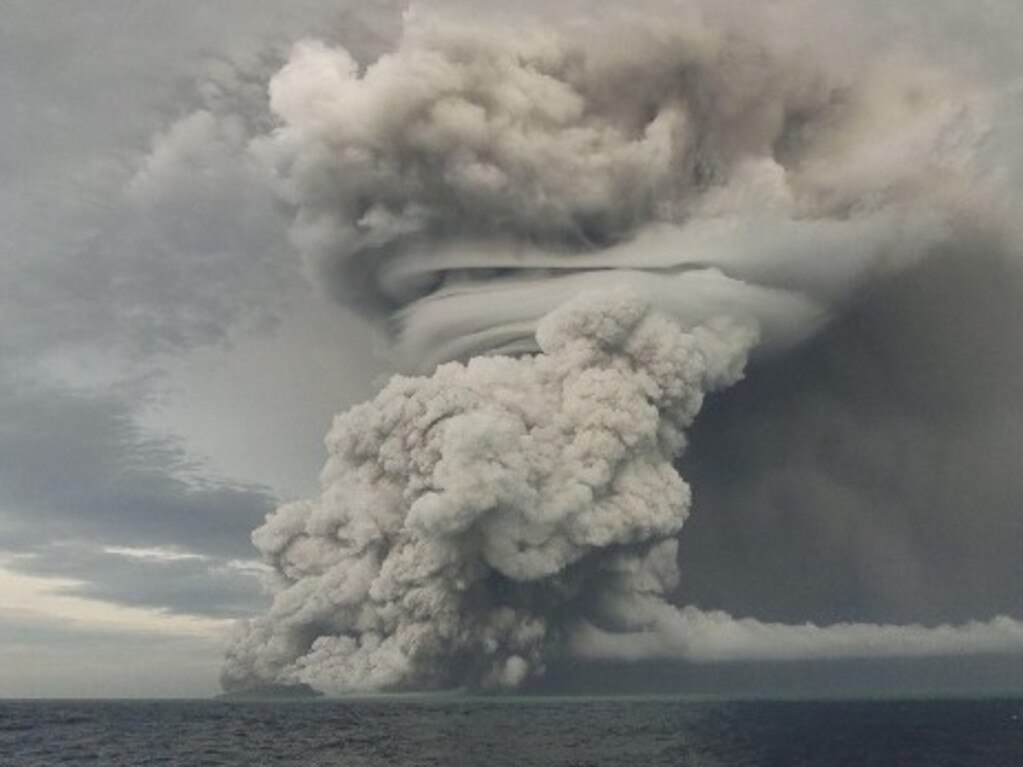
left=679, top=243, right=1023, bottom=626
left=0, top=375, right=274, bottom=615
left=0, top=379, right=274, bottom=559
left=10, top=543, right=263, bottom=619
left=540, top=654, right=1023, bottom=697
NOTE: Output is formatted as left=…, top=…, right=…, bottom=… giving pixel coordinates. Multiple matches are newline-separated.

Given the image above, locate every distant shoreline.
left=214, top=683, right=323, bottom=701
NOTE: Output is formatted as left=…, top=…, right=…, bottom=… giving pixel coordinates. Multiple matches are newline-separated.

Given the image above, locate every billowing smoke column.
left=224, top=4, right=1023, bottom=693
left=224, top=290, right=753, bottom=691
left=256, top=2, right=982, bottom=369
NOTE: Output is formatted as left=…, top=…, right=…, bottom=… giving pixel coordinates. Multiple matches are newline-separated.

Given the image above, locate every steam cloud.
left=223, top=4, right=1023, bottom=693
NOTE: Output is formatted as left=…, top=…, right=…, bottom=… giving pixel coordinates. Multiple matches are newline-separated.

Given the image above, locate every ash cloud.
left=224, top=290, right=753, bottom=691
left=225, top=2, right=1023, bottom=693
left=259, top=2, right=992, bottom=369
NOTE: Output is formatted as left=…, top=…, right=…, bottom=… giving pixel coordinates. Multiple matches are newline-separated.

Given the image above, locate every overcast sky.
left=0, top=0, right=401, bottom=697
left=3, top=0, right=1023, bottom=698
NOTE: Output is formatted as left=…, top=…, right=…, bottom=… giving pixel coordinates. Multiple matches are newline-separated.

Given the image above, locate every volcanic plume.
left=222, top=3, right=1023, bottom=694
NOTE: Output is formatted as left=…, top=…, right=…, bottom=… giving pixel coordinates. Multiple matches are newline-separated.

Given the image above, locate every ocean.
left=2, top=696, right=1023, bottom=766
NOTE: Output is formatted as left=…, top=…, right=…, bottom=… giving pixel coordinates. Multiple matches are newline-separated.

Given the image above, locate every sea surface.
left=2, top=696, right=1023, bottom=766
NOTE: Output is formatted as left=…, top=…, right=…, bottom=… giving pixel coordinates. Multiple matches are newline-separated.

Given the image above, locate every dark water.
left=3, top=696, right=1023, bottom=766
